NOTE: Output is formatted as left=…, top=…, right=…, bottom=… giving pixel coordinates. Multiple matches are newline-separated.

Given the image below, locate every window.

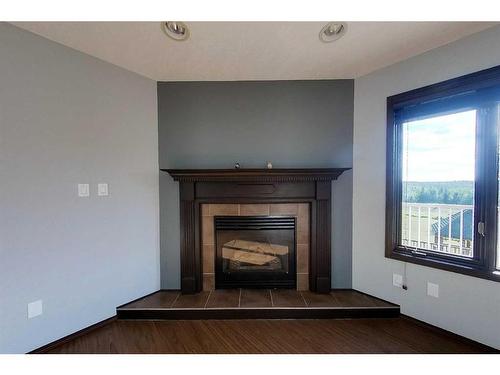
left=386, top=65, right=500, bottom=282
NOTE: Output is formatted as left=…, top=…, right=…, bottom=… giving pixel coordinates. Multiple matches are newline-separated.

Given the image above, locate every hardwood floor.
left=44, top=317, right=494, bottom=354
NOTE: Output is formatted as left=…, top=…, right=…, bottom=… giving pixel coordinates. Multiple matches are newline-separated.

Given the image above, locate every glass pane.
left=222, top=237, right=290, bottom=273
left=400, top=110, right=476, bottom=258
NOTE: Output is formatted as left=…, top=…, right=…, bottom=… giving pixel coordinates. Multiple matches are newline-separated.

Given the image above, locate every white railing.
left=401, top=203, right=474, bottom=258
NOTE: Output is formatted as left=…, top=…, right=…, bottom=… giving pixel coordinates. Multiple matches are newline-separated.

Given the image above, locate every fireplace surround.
left=201, top=203, right=309, bottom=290
left=165, top=168, right=349, bottom=294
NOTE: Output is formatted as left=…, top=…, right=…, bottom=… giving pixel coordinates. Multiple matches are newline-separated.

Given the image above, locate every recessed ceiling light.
left=319, top=22, right=347, bottom=43
left=162, top=21, right=190, bottom=41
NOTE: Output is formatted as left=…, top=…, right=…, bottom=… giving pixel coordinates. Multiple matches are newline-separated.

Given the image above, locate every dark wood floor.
left=45, top=317, right=493, bottom=354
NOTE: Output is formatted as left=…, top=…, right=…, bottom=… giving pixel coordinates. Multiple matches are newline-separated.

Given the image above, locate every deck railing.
left=401, top=203, right=474, bottom=257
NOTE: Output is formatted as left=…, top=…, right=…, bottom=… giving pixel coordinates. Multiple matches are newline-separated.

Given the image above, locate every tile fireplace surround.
left=165, top=168, right=349, bottom=294
left=201, top=203, right=310, bottom=291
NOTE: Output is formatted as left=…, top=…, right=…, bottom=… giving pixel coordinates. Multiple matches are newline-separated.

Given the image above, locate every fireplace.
left=215, top=216, right=296, bottom=289
left=164, top=168, right=350, bottom=294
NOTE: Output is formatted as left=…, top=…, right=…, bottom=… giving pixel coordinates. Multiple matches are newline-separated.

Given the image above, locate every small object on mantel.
left=266, top=161, right=273, bottom=169
left=234, top=162, right=240, bottom=169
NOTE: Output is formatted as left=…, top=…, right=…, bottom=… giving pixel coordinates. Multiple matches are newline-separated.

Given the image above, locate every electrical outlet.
left=27, top=300, right=43, bottom=319
left=427, top=282, right=439, bottom=298
left=97, top=183, right=108, bottom=196
left=393, top=273, right=403, bottom=288
left=78, top=183, right=90, bottom=197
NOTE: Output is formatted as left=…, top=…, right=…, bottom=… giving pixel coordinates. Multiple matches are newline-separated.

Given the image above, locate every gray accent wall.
left=158, top=80, right=354, bottom=289
left=353, top=25, right=500, bottom=349
left=0, top=24, right=160, bottom=353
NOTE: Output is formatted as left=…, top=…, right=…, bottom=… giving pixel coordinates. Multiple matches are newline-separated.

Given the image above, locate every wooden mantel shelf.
left=162, top=168, right=350, bottom=182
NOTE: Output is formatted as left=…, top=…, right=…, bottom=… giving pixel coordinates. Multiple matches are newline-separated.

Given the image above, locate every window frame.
left=386, top=65, right=500, bottom=282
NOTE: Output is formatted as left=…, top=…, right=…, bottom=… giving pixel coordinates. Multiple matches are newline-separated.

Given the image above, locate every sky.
left=402, top=109, right=476, bottom=182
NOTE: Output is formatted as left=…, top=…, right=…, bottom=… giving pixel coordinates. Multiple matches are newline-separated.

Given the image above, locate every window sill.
left=386, top=249, right=500, bottom=283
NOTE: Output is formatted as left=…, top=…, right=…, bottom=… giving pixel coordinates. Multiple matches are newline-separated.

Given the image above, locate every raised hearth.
left=116, top=289, right=400, bottom=320
left=164, top=168, right=349, bottom=294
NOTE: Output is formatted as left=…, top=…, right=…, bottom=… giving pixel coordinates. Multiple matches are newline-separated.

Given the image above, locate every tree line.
left=403, top=181, right=474, bottom=205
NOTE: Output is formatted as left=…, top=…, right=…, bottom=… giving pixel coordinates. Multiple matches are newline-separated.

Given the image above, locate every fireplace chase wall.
left=165, top=168, right=349, bottom=294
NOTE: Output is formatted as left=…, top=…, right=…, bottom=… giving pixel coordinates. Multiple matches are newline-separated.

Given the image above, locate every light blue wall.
left=0, top=24, right=160, bottom=353
left=353, top=25, right=500, bottom=349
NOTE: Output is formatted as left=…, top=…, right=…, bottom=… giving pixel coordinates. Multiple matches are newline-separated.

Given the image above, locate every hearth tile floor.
left=119, top=289, right=395, bottom=310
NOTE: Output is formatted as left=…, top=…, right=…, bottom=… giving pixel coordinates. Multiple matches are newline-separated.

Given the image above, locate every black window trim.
left=386, top=65, right=500, bottom=282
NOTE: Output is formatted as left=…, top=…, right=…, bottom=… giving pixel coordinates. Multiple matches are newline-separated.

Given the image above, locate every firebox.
left=214, top=216, right=296, bottom=289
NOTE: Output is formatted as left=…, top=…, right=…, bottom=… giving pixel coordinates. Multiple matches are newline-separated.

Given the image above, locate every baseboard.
left=351, top=288, right=399, bottom=307
left=30, top=290, right=165, bottom=353
left=116, top=289, right=164, bottom=309
left=27, top=315, right=116, bottom=354
left=400, top=314, right=499, bottom=353
left=352, top=288, right=498, bottom=353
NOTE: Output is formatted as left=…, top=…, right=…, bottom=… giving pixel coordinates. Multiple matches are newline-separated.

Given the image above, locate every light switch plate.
left=427, top=282, right=439, bottom=298
left=393, top=273, right=403, bottom=288
left=78, top=183, right=90, bottom=197
left=28, top=300, right=43, bottom=319
left=97, top=183, right=108, bottom=196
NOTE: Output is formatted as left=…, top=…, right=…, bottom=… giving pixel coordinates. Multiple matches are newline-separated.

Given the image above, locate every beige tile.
left=201, top=204, right=211, bottom=217
left=203, top=273, right=215, bottom=291
left=202, top=216, right=214, bottom=245
left=297, top=218, right=310, bottom=234
left=202, top=244, right=215, bottom=273
left=297, top=273, right=309, bottom=291
left=209, top=204, right=239, bottom=216
left=269, top=203, right=298, bottom=216
left=297, top=230, right=309, bottom=245
left=297, top=203, right=309, bottom=245
left=297, top=206, right=309, bottom=235
left=298, top=203, right=309, bottom=217
left=297, top=244, right=309, bottom=273
left=239, top=204, right=270, bottom=216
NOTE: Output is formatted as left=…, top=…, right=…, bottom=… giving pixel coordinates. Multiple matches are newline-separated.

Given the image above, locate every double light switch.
left=78, top=183, right=109, bottom=197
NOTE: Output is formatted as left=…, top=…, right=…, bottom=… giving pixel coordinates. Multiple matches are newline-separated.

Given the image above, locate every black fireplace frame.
left=214, top=216, right=297, bottom=289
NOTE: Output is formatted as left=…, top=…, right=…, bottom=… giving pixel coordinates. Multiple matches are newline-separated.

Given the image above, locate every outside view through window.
left=401, top=110, right=476, bottom=257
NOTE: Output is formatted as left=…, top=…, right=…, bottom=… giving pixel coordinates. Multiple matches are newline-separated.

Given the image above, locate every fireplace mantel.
left=163, top=168, right=349, bottom=182
left=164, top=167, right=350, bottom=294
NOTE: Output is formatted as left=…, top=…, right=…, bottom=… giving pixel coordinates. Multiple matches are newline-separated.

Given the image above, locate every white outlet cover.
left=78, top=183, right=90, bottom=197
left=97, top=183, right=109, bottom=196
left=393, top=273, right=403, bottom=288
left=28, top=300, right=43, bottom=319
left=427, top=282, right=439, bottom=298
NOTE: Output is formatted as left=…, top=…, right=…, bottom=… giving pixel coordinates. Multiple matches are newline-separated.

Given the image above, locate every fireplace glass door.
left=215, top=216, right=296, bottom=289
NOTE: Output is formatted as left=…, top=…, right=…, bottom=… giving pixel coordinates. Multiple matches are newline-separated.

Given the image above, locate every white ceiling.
left=12, top=22, right=497, bottom=81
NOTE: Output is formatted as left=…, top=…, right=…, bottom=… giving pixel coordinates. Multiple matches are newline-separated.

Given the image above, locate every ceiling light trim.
left=319, top=22, right=347, bottom=43
left=162, top=21, right=190, bottom=41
